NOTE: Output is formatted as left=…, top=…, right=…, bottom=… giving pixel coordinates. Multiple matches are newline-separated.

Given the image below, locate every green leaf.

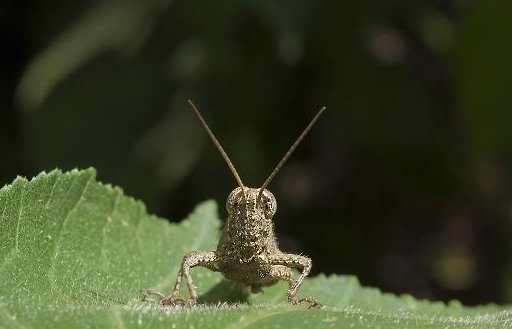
left=0, top=169, right=509, bottom=328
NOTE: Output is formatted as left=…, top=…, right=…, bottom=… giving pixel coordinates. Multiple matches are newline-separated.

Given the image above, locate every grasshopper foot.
left=140, top=289, right=197, bottom=307
left=140, top=289, right=166, bottom=301
left=161, top=297, right=197, bottom=307
left=289, top=296, right=322, bottom=309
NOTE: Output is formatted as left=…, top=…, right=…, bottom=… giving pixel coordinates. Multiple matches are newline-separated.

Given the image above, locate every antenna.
left=188, top=100, right=246, bottom=200
left=258, top=106, right=326, bottom=203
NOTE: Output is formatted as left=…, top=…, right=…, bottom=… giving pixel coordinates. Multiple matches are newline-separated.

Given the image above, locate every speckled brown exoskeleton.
left=141, top=100, right=326, bottom=308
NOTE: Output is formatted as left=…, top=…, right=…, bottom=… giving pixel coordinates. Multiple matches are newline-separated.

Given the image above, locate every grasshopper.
left=141, top=100, right=326, bottom=308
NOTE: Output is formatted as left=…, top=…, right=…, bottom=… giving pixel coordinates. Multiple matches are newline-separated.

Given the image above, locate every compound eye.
left=226, top=187, right=244, bottom=214
left=260, top=190, right=277, bottom=218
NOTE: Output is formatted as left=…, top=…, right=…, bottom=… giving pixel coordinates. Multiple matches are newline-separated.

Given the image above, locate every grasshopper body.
left=142, top=101, right=326, bottom=308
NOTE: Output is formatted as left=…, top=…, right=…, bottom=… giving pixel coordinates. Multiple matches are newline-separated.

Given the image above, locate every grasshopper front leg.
left=141, top=251, right=219, bottom=306
left=268, top=253, right=322, bottom=309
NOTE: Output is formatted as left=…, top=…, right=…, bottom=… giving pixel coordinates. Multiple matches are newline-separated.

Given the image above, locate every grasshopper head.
left=226, top=187, right=277, bottom=219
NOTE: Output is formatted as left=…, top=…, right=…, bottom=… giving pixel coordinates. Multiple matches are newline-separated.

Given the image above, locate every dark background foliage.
left=2, top=0, right=512, bottom=306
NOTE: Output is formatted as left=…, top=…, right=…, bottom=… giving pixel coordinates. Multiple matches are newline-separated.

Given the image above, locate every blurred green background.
left=2, top=0, right=512, bottom=306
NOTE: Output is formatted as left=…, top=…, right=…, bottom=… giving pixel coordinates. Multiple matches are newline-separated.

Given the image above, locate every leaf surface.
left=0, top=169, right=509, bottom=328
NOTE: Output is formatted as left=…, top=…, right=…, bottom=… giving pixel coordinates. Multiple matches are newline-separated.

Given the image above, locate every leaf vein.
left=14, top=181, right=26, bottom=253
left=100, top=190, right=121, bottom=271
left=48, top=172, right=94, bottom=302
left=226, top=306, right=300, bottom=329
left=35, top=174, right=61, bottom=228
